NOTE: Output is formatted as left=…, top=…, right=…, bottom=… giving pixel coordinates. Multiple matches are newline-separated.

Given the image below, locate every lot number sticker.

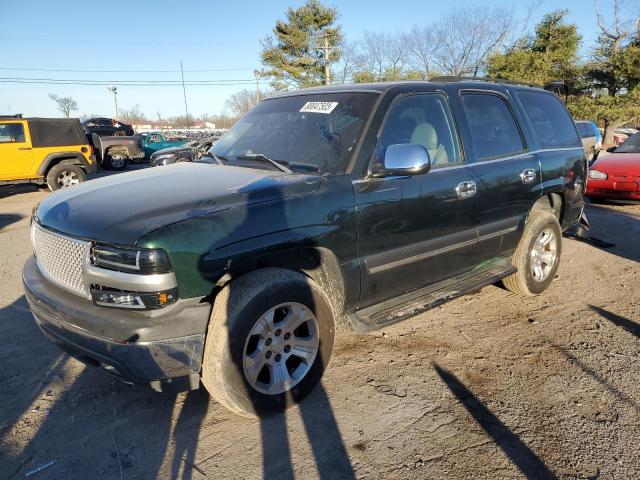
left=300, top=101, right=338, bottom=114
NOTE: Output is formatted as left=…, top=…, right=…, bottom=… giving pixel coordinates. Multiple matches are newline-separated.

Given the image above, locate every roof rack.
left=428, top=76, right=546, bottom=89
left=0, top=114, right=23, bottom=119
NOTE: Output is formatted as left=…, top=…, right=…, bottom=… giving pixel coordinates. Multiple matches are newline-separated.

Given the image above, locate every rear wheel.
left=105, top=152, right=128, bottom=171
left=46, top=163, right=86, bottom=191
left=502, top=211, right=562, bottom=296
left=201, top=268, right=335, bottom=417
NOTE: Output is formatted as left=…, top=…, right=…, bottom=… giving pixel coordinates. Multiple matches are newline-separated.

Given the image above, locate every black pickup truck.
left=23, top=80, right=586, bottom=417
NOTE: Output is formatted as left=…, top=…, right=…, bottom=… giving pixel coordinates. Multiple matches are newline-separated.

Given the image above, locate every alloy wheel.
left=243, top=302, right=320, bottom=395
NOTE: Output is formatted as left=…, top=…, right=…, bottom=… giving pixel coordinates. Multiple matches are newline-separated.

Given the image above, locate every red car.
left=586, top=132, right=640, bottom=201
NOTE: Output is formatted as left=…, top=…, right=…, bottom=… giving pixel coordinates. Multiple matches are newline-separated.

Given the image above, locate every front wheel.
left=201, top=268, right=335, bottom=417
left=502, top=210, right=562, bottom=296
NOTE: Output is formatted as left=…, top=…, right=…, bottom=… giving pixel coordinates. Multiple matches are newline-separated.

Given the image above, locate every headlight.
left=91, top=287, right=179, bottom=310
left=91, top=245, right=173, bottom=274
left=588, top=170, right=607, bottom=180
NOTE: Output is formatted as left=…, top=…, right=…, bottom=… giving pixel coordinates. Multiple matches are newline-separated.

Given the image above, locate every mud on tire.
left=200, top=268, right=335, bottom=418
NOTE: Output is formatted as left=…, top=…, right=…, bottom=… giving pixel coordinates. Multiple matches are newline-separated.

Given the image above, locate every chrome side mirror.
left=373, top=143, right=432, bottom=177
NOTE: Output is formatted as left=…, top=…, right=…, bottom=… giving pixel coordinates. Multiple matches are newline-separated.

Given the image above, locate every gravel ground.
left=1, top=177, right=639, bottom=480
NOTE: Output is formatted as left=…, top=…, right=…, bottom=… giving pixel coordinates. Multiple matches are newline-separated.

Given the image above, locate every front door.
left=355, top=93, right=484, bottom=309
left=0, top=121, right=34, bottom=180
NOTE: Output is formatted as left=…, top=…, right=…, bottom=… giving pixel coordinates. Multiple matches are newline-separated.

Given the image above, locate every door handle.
left=456, top=180, right=477, bottom=199
left=520, top=169, right=537, bottom=184
left=18, top=147, right=32, bottom=151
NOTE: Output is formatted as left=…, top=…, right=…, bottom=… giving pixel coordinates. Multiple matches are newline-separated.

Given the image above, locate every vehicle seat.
left=410, top=123, right=449, bottom=166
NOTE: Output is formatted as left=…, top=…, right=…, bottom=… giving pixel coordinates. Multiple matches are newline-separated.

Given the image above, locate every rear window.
left=516, top=91, right=581, bottom=148
left=461, top=93, right=525, bottom=159
left=29, top=120, right=86, bottom=147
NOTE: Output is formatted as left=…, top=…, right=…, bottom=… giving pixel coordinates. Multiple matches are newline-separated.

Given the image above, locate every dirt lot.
left=1, top=178, right=639, bottom=480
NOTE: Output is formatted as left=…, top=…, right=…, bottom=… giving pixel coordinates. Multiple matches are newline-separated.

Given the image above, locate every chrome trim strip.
left=83, top=263, right=178, bottom=293
left=353, top=147, right=583, bottom=182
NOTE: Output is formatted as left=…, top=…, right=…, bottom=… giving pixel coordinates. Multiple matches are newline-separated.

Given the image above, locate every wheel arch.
left=209, top=246, right=349, bottom=323
left=529, top=192, right=565, bottom=224
left=38, top=152, right=88, bottom=176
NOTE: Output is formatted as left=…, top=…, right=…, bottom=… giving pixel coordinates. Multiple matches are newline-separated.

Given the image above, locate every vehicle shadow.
left=208, top=179, right=355, bottom=479
left=433, top=363, right=557, bottom=480
left=583, top=204, right=640, bottom=262
left=0, top=213, right=24, bottom=231
left=0, top=184, right=40, bottom=200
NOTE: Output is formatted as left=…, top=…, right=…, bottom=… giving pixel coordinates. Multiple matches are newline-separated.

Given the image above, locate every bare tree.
left=430, top=6, right=519, bottom=77
left=360, top=31, right=387, bottom=80
left=118, top=105, right=149, bottom=124
left=595, top=0, right=640, bottom=52
left=225, top=89, right=268, bottom=117
left=408, top=25, right=439, bottom=79
left=48, top=94, right=78, bottom=118
left=334, top=40, right=360, bottom=83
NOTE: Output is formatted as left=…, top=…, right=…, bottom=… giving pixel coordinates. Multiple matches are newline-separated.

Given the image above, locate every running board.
left=348, top=260, right=516, bottom=331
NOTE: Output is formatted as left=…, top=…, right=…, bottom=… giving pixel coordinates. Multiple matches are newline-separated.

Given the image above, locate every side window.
left=461, top=93, right=525, bottom=159
left=376, top=94, right=462, bottom=168
left=516, top=91, right=581, bottom=148
left=0, top=123, right=26, bottom=144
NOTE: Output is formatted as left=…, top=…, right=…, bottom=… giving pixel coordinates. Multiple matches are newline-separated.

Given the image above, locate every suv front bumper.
left=23, top=256, right=211, bottom=392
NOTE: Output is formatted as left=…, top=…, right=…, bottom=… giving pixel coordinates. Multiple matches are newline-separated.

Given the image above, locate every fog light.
left=91, top=287, right=179, bottom=310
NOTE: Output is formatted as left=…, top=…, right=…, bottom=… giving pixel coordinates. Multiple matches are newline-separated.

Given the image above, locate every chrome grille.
left=31, top=223, right=91, bottom=298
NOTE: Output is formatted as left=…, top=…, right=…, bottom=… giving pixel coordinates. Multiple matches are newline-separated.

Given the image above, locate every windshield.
left=615, top=132, right=640, bottom=153
left=211, top=92, right=378, bottom=174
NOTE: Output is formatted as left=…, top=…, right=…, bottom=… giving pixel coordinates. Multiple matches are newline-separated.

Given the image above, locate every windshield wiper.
left=233, top=153, right=292, bottom=173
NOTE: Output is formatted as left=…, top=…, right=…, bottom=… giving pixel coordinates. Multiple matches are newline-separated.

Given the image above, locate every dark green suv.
left=23, top=80, right=586, bottom=417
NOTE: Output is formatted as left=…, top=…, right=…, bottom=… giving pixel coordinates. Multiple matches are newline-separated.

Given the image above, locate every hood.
left=592, top=153, right=640, bottom=174
left=150, top=145, right=195, bottom=158
left=35, top=163, right=322, bottom=245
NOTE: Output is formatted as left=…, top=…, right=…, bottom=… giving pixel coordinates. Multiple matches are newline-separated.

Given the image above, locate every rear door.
left=0, top=121, right=34, bottom=179
left=355, top=92, right=485, bottom=308
left=458, top=90, right=540, bottom=257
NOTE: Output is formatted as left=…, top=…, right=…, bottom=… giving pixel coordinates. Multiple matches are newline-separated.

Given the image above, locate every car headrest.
left=411, top=123, right=438, bottom=150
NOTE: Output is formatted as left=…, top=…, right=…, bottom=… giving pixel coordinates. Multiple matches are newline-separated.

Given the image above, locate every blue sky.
left=0, top=0, right=613, bottom=119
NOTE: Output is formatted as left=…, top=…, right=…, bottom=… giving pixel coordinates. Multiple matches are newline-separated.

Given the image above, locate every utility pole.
left=321, top=34, right=331, bottom=86
left=180, top=60, right=190, bottom=125
left=108, top=86, right=119, bottom=118
left=253, top=69, right=262, bottom=101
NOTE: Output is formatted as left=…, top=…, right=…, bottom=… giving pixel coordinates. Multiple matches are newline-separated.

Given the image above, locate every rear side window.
left=516, top=91, right=581, bottom=148
left=575, top=122, right=593, bottom=138
left=461, top=93, right=525, bottom=159
left=29, top=120, right=86, bottom=147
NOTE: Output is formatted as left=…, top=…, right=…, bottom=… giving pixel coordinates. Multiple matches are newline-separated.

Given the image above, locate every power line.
left=0, top=79, right=257, bottom=87
left=0, top=66, right=256, bottom=73
left=0, top=77, right=257, bottom=86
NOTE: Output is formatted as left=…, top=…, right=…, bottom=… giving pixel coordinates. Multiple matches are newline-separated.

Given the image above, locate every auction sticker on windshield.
left=300, top=102, right=339, bottom=114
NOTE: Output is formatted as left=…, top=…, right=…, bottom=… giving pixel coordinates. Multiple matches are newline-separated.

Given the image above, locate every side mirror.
left=373, top=143, right=431, bottom=178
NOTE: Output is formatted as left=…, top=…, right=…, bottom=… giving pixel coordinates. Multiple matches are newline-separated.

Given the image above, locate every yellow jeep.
left=0, top=115, right=97, bottom=191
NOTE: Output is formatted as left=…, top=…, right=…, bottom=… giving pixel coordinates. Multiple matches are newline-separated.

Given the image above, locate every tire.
left=104, top=152, right=128, bottom=171
left=502, top=210, right=562, bottom=296
left=113, top=131, right=126, bottom=136
left=201, top=268, right=335, bottom=417
left=46, top=163, right=86, bottom=191
left=175, top=157, right=190, bottom=163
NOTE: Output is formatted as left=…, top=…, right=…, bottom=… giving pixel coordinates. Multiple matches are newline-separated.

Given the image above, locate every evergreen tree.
left=260, top=0, right=342, bottom=89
